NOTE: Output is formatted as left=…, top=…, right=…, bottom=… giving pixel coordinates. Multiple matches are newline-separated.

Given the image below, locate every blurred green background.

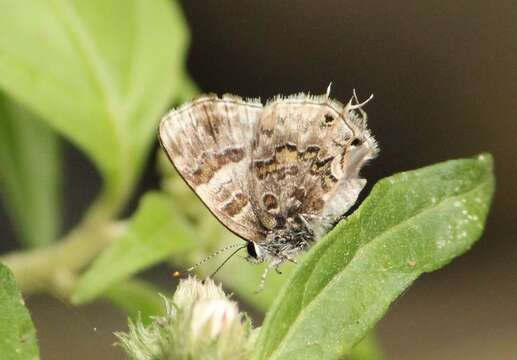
left=0, top=0, right=515, bottom=359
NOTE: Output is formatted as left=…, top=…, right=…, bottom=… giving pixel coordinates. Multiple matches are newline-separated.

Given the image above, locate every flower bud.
left=191, top=298, right=238, bottom=340
left=116, top=277, right=255, bottom=360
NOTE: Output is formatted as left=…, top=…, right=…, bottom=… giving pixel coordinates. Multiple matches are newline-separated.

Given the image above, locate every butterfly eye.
left=350, top=138, right=362, bottom=146
left=246, top=241, right=258, bottom=259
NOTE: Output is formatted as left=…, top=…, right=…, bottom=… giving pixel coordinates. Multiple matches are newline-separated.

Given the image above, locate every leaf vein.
left=266, top=176, right=491, bottom=359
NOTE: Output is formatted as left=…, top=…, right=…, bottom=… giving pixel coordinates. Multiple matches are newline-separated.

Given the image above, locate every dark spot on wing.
left=262, top=193, right=279, bottom=210
left=275, top=144, right=286, bottom=152
left=221, top=192, right=249, bottom=217
left=286, top=142, right=297, bottom=152
left=311, top=156, right=334, bottom=174
left=189, top=146, right=244, bottom=185
left=299, top=145, right=320, bottom=160
left=351, top=138, right=362, bottom=146
left=322, top=113, right=335, bottom=127
left=224, top=147, right=245, bottom=162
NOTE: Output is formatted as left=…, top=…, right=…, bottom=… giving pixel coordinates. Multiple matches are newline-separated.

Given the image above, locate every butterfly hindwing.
left=249, top=93, right=378, bottom=238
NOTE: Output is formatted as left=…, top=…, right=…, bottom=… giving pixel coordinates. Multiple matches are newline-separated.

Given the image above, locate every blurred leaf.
left=72, top=192, right=197, bottom=304
left=175, top=73, right=200, bottom=104
left=0, top=95, right=61, bottom=247
left=213, top=236, right=295, bottom=312
left=105, top=279, right=165, bottom=325
left=255, top=154, right=495, bottom=360
left=0, top=0, right=190, bottom=208
left=348, top=333, right=383, bottom=360
left=0, top=263, right=39, bottom=360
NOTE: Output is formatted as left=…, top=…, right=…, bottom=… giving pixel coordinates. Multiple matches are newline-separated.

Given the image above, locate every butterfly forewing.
left=159, top=94, right=265, bottom=242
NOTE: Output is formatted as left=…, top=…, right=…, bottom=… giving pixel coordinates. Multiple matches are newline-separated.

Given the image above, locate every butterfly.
left=159, top=87, right=378, bottom=281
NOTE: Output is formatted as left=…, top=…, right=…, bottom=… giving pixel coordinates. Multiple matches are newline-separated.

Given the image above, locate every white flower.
left=191, top=298, right=238, bottom=340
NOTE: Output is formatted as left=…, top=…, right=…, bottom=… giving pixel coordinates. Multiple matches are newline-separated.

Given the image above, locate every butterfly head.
left=245, top=220, right=314, bottom=266
left=245, top=241, right=266, bottom=264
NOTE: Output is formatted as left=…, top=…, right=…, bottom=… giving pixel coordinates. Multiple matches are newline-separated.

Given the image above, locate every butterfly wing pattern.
left=159, top=94, right=265, bottom=243
left=159, top=91, right=378, bottom=269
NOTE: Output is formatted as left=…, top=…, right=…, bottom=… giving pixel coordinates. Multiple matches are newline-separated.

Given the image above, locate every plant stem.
left=0, top=193, right=126, bottom=298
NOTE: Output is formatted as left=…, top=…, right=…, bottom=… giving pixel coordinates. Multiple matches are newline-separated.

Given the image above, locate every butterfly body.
left=159, top=91, right=378, bottom=270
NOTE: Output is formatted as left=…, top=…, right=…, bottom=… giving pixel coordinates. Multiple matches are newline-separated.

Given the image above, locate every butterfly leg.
left=298, top=214, right=314, bottom=235
left=274, top=254, right=297, bottom=274
left=255, top=266, right=270, bottom=293
left=332, top=213, right=348, bottom=227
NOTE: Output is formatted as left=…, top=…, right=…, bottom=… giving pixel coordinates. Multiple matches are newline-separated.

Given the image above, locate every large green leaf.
left=255, top=154, right=495, bottom=360
left=0, top=0, right=189, bottom=208
left=71, top=192, right=197, bottom=304
left=0, top=263, right=39, bottom=360
left=0, top=96, right=61, bottom=247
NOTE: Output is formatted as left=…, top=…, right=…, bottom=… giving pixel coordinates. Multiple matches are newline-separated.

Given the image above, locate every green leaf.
left=72, top=192, right=197, bottom=304
left=348, top=333, right=383, bottom=360
left=255, top=154, right=495, bottom=360
left=105, top=279, right=165, bottom=324
left=0, top=263, right=40, bottom=359
left=214, top=252, right=294, bottom=312
left=0, top=0, right=190, bottom=209
left=0, top=95, right=61, bottom=247
left=175, top=73, right=200, bottom=104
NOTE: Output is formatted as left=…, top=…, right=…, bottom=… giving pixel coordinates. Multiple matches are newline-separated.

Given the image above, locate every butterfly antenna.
left=178, top=242, right=244, bottom=276
left=255, top=266, right=270, bottom=294
left=209, top=245, right=247, bottom=278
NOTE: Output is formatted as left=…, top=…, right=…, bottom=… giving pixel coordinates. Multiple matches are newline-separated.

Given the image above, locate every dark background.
left=1, top=1, right=516, bottom=359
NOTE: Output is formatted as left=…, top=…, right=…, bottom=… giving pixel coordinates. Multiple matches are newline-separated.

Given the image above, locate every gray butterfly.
left=159, top=88, right=378, bottom=281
